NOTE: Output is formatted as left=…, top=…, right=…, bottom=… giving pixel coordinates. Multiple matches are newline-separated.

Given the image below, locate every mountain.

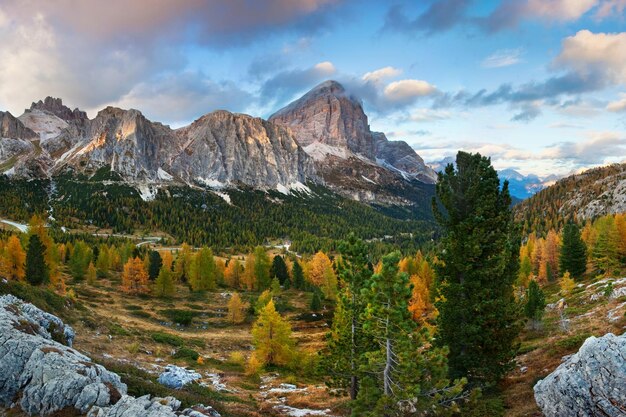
left=429, top=157, right=557, bottom=200
left=270, top=80, right=437, bottom=185
left=1, top=81, right=435, bottom=215
left=515, top=163, right=626, bottom=234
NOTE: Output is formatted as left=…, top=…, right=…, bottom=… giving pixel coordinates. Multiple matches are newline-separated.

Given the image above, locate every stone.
left=0, top=295, right=126, bottom=415
left=158, top=365, right=202, bottom=389
left=534, top=333, right=626, bottom=417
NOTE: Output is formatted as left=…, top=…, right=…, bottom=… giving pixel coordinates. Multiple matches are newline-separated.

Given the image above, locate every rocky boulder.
left=0, top=294, right=126, bottom=415
left=158, top=365, right=202, bottom=389
left=534, top=333, right=626, bottom=417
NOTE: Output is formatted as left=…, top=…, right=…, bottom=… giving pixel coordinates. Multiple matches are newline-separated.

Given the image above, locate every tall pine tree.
left=559, top=223, right=587, bottom=279
left=270, top=255, right=289, bottom=285
left=433, top=151, right=521, bottom=386
left=26, top=234, right=48, bottom=286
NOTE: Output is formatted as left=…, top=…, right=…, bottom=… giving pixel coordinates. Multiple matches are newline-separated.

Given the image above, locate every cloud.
left=482, top=48, right=524, bottom=68
left=383, top=79, right=437, bottom=105
left=595, top=0, right=626, bottom=17
left=113, top=72, right=253, bottom=126
left=260, top=61, right=337, bottom=104
left=405, top=108, right=453, bottom=122
left=0, top=0, right=348, bottom=119
left=543, top=132, right=626, bottom=164
left=383, top=0, right=471, bottom=35
left=0, top=0, right=344, bottom=46
left=607, top=93, right=626, bottom=112
left=362, top=66, right=402, bottom=84
left=511, top=102, right=542, bottom=122
left=553, top=30, right=626, bottom=83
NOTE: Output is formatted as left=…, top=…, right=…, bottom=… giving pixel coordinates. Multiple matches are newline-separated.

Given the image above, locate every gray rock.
left=89, top=396, right=221, bottom=417
left=0, top=294, right=126, bottom=415
left=534, top=333, right=626, bottom=417
left=158, top=365, right=202, bottom=389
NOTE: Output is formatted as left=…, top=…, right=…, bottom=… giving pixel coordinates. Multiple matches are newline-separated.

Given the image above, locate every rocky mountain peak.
left=28, top=97, right=87, bottom=122
left=270, top=80, right=436, bottom=184
left=0, top=111, right=37, bottom=140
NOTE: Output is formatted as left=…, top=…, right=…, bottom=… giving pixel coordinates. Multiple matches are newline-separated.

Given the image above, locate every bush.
left=151, top=332, right=183, bottom=347
left=554, top=333, right=591, bottom=352
left=173, top=347, right=200, bottom=361
left=160, top=309, right=196, bottom=325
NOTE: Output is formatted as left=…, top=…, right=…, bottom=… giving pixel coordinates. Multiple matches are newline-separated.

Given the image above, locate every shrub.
left=173, top=347, right=200, bottom=361
left=151, top=332, right=183, bottom=347
left=160, top=309, right=196, bottom=325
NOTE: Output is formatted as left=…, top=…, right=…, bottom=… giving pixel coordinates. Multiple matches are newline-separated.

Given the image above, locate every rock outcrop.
left=534, top=333, right=626, bottom=417
left=269, top=80, right=436, bottom=184
left=0, top=295, right=125, bottom=415
left=158, top=365, right=202, bottom=389
left=0, top=294, right=222, bottom=417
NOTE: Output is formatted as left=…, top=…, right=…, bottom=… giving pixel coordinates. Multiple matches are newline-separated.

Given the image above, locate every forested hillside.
left=0, top=173, right=436, bottom=255
left=515, top=163, right=626, bottom=235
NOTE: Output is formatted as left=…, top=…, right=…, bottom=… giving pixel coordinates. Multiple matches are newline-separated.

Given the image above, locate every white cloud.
left=383, top=79, right=437, bottom=104
left=607, top=93, right=626, bottom=112
left=362, top=66, right=402, bottom=84
left=553, top=30, right=626, bottom=83
left=482, top=48, right=524, bottom=68
left=525, top=0, right=597, bottom=21
left=407, top=108, right=452, bottom=122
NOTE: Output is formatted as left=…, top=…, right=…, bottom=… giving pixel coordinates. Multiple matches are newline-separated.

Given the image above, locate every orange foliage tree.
left=121, top=257, right=150, bottom=294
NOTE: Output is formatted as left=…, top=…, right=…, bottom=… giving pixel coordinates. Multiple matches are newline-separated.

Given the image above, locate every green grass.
left=172, top=347, right=200, bottom=361
left=160, top=309, right=197, bottom=326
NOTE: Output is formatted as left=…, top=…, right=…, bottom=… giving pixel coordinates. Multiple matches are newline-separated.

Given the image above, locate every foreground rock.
left=534, top=333, right=626, bottom=417
left=0, top=294, right=125, bottom=415
left=158, top=365, right=202, bottom=389
left=0, top=295, right=220, bottom=417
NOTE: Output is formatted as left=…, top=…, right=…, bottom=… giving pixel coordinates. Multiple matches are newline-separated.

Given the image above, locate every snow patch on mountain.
left=303, top=142, right=349, bottom=161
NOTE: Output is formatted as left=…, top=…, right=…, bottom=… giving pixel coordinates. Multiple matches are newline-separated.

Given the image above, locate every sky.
left=0, top=0, right=625, bottom=177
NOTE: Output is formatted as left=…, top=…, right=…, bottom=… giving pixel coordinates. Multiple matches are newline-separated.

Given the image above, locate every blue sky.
left=0, top=0, right=625, bottom=176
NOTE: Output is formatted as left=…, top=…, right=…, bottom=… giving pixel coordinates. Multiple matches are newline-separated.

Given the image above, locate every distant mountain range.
left=0, top=81, right=437, bottom=213
left=429, top=157, right=560, bottom=200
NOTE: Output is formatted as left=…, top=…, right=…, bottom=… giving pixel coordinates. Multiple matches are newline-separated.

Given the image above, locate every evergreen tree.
left=559, top=223, right=587, bottom=279
left=525, top=280, right=545, bottom=330
left=173, top=243, right=193, bottom=283
left=250, top=299, right=295, bottom=367
left=292, top=260, right=305, bottom=290
left=148, top=250, right=162, bottom=281
left=354, top=252, right=463, bottom=415
left=254, top=246, right=271, bottom=291
left=325, top=235, right=372, bottom=400
left=310, top=291, right=321, bottom=311
left=433, top=151, right=521, bottom=386
left=25, top=234, right=48, bottom=286
left=154, top=264, right=175, bottom=298
left=270, top=255, right=289, bottom=285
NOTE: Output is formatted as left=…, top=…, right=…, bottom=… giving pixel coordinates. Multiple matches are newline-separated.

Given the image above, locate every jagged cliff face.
left=269, top=80, right=437, bottom=186
left=0, top=97, right=315, bottom=195
left=172, top=111, right=315, bottom=188
left=269, top=80, right=376, bottom=159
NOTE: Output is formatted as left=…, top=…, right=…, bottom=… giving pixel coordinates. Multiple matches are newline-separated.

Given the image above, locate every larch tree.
left=253, top=246, right=271, bottom=291
left=591, top=216, right=619, bottom=275
left=559, top=271, right=575, bottom=296
left=250, top=299, right=295, bottom=367
left=189, top=247, right=217, bottom=291
left=559, top=223, right=587, bottom=279
left=542, top=229, right=560, bottom=281
left=227, top=292, right=247, bottom=324
left=306, top=251, right=337, bottom=300
left=96, top=245, right=111, bottom=277
left=433, top=151, right=521, bottom=387
left=161, top=250, right=174, bottom=271
left=121, top=257, right=150, bottom=294
left=86, top=262, right=97, bottom=284
left=5, top=235, right=26, bottom=281
left=154, top=263, right=175, bottom=298
left=69, top=241, right=92, bottom=280
left=25, top=234, right=48, bottom=286
left=242, top=254, right=256, bottom=291
left=224, top=259, right=243, bottom=288
left=173, top=243, right=193, bottom=283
